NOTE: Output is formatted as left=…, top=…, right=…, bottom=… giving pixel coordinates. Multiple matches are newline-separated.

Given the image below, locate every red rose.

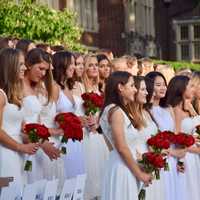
left=81, top=92, right=104, bottom=115
left=174, top=134, right=185, bottom=145
left=158, top=139, right=170, bottom=149
left=81, top=93, right=90, bottom=101
left=152, top=154, right=165, bottom=168
left=185, top=135, right=195, bottom=147
left=55, top=112, right=83, bottom=142
left=24, top=123, right=50, bottom=142
left=144, top=152, right=156, bottom=163
left=147, top=137, right=157, bottom=146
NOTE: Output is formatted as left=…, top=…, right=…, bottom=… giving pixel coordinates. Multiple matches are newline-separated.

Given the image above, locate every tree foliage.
left=0, top=0, right=85, bottom=51
left=154, top=60, right=200, bottom=71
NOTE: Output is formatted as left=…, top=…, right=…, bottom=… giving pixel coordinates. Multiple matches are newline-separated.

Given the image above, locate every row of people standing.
left=0, top=47, right=110, bottom=200
left=1, top=40, right=199, bottom=200
left=99, top=70, right=200, bottom=200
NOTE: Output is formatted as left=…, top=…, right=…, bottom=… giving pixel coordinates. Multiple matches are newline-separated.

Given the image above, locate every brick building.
left=154, top=0, right=200, bottom=62
left=36, top=0, right=156, bottom=57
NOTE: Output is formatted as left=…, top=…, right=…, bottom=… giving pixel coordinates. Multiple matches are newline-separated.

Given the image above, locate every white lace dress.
left=99, top=105, right=140, bottom=200
left=0, top=89, right=25, bottom=184
left=151, top=106, right=176, bottom=200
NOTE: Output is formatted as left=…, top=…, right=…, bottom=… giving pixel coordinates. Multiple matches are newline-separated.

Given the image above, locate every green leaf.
left=0, top=0, right=86, bottom=52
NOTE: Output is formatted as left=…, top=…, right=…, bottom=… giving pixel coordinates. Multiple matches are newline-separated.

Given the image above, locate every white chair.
left=73, top=174, right=87, bottom=200
left=59, top=177, right=76, bottom=200
left=34, top=179, right=47, bottom=200
left=0, top=181, right=23, bottom=200
left=43, top=179, right=58, bottom=200
left=22, top=182, right=37, bottom=200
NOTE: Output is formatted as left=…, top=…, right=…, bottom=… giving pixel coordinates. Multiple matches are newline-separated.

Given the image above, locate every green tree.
left=0, top=0, right=85, bottom=51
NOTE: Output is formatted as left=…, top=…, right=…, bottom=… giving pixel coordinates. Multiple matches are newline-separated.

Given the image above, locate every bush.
left=154, top=60, right=200, bottom=71
left=0, top=0, right=85, bottom=52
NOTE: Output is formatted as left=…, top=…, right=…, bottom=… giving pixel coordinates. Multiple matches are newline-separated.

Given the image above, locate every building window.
left=174, top=20, right=200, bottom=61
left=194, top=24, right=200, bottom=39
left=180, top=44, right=190, bottom=60
left=73, top=0, right=98, bottom=32
left=180, top=25, right=189, bottom=40
left=194, top=42, right=200, bottom=60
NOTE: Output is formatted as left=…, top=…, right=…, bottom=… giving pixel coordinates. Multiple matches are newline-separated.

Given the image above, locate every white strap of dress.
left=78, top=82, right=85, bottom=94
left=0, top=89, right=8, bottom=103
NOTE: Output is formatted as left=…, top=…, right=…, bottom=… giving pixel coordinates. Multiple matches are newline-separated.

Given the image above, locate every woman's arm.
left=169, top=148, right=187, bottom=158
left=0, top=93, right=38, bottom=154
left=110, top=108, right=151, bottom=184
left=187, top=145, right=200, bottom=154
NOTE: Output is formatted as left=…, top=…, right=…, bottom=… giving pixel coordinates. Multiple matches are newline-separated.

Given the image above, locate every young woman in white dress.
left=145, top=71, right=187, bottom=200
left=82, top=55, right=109, bottom=200
left=0, top=48, right=38, bottom=184
left=127, top=76, right=166, bottom=200
left=38, top=90, right=65, bottom=194
left=166, top=75, right=200, bottom=200
left=52, top=51, right=85, bottom=179
left=100, top=71, right=152, bottom=200
left=23, top=48, right=60, bottom=183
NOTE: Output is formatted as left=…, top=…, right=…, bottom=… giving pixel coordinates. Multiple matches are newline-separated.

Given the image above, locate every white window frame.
left=173, top=19, right=200, bottom=62
left=72, top=0, right=99, bottom=33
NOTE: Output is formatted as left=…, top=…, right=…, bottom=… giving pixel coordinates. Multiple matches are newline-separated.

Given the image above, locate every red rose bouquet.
left=24, top=123, right=50, bottom=171
left=147, top=131, right=177, bottom=172
left=138, top=152, right=167, bottom=200
left=173, top=132, right=195, bottom=171
left=173, top=133, right=195, bottom=147
left=81, top=92, right=104, bottom=115
left=147, top=131, right=172, bottom=153
left=55, top=112, right=83, bottom=154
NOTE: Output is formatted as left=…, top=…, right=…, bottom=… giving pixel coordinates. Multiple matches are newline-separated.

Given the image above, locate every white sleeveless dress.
left=177, top=115, right=200, bottom=200
left=82, top=107, right=109, bottom=198
left=56, top=90, right=85, bottom=179
left=0, top=89, right=25, bottom=184
left=99, top=105, right=140, bottom=200
left=137, top=112, right=166, bottom=200
left=38, top=95, right=65, bottom=193
left=151, top=106, right=176, bottom=200
left=22, top=95, right=42, bottom=183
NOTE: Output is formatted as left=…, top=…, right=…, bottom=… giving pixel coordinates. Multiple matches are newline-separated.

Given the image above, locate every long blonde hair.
left=126, top=76, right=147, bottom=130
left=0, top=48, right=24, bottom=107
left=83, top=54, right=99, bottom=92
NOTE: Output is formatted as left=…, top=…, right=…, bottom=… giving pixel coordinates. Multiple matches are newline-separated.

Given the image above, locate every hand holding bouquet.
left=147, top=131, right=174, bottom=154
left=24, top=123, right=50, bottom=171
left=173, top=132, right=195, bottom=172
left=55, top=112, right=83, bottom=154
left=81, top=92, right=104, bottom=116
left=138, top=152, right=167, bottom=200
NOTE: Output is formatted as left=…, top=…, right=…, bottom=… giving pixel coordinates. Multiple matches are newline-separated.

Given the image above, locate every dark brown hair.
left=26, top=48, right=53, bottom=102
left=166, top=75, right=190, bottom=107
left=16, top=39, right=34, bottom=56
left=52, top=51, right=75, bottom=90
